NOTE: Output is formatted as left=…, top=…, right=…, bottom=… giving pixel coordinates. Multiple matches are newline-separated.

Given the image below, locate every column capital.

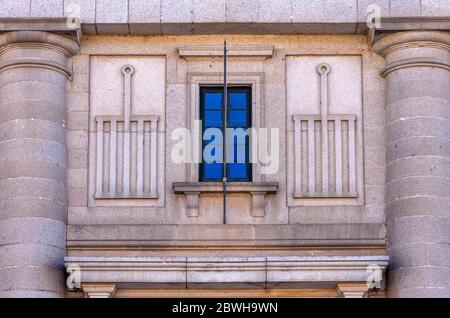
left=0, top=31, right=79, bottom=80
left=0, top=30, right=79, bottom=56
left=372, top=31, right=450, bottom=78
left=373, top=31, right=450, bottom=56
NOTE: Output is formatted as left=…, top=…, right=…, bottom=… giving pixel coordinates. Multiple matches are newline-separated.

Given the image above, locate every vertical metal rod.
left=223, top=40, right=228, bottom=225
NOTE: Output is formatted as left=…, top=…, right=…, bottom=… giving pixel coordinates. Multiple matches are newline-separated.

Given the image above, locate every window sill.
left=173, top=182, right=278, bottom=217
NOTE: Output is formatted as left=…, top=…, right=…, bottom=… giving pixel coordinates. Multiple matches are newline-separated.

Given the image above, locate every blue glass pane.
left=228, top=163, right=248, bottom=179
left=204, top=163, right=222, bottom=180
left=228, top=110, right=247, bottom=127
left=229, top=92, right=247, bottom=110
left=205, top=93, right=223, bottom=110
left=204, top=131, right=221, bottom=144
left=204, top=111, right=222, bottom=127
left=233, top=143, right=247, bottom=163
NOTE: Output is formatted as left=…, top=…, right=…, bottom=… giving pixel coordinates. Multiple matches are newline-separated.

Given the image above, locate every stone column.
left=0, top=31, right=79, bottom=297
left=373, top=31, right=450, bottom=297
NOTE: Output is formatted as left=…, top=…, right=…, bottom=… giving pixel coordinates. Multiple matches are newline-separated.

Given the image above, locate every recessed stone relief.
left=293, top=63, right=357, bottom=198
left=287, top=56, right=364, bottom=205
left=95, top=64, right=159, bottom=199
left=88, top=56, right=166, bottom=206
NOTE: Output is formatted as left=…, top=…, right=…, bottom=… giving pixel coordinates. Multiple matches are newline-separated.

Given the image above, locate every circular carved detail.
left=317, top=63, right=331, bottom=75
left=121, top=64, right=135, bottom=76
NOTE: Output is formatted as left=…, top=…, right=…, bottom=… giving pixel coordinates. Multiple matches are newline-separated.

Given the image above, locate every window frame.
left=199, top=86, right=252, bottom=182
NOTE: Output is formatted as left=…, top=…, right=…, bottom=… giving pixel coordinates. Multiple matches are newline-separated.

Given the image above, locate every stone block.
left=0, top=243, right=65, bottom=268
left=71, top=54, right=90, bottom=74
left=67, top=206, right=163, bottom=225
left=0, top=267, right=65, bottom=294
left=386, top=97, right=450, bottom=123
left=357, top=0, right=390, bottom=22
left=193, top=0, right=225, bottom=23
left=364, top=127, right=385, bottom=147
left=161, top=0, right=192, bottom=23
left=387, top=117, right=450, bottom=143
left=388, top=287, right=450, bottom=298
left=388, top=266, right=450, bottom=290
left=67, top=130, right=88, bottom=149
left=129, top=0, right=161, bottom=23
left=0, top=177, right=67, bottom=203
left=365, top=185, right=385, bottom=205
left=96, top=0, right=128, bottom=23
left=67, top=92, right=89, bottom=112
left=96, top=0, right=129, bottom=34
left=68, top=186, right=88, bottom=207
left=67, top=111, right=89, bottom=131
left=386, top=78, right=450, bottom=105
left=0, top=139, right=67, bottom=168
left=0, top=290, right=62, bottom=298
left=68, top=147, right=88, bottom=169
left=364, top=146, right=385, bottom=166
left=0, top=100, right=64, bottom=125
left=64, top=0, right=96, bottom=24
left=389, top=0, right=421, bottom=17
left=387, top=195, right=450, bottom=219
left=0, top=80, right=65, bottom=106
left=0, top=0, right=30, bottom=18
left=386, top=137, right=450, bottom=162
left=0, top=68, right=66, bottom=89
left=386, top=155, right=450, bottom=182
left=259, top=0, right=291, bottom=23
left=421, top=0, right=450, bottom=17
left=67, top=168, right=88, bottom=189
left=364, top=165, right=385, bottom=185
left=225, top=0, right=259, bottom=23
left=388, top=242, right=450, bottom=271
left=387, top=176, right=450, bottom=204
left=388, top=215, right=449, bottom=245
left=0, top=119, right=65, bottom=144
left=69, top=72, right=89, bottom=93
left=0, top=217, right=65, bottom=248
left=323, top=0, right=357, bottom=22
left=0, top=197, right=66, bottom=222
left=291, top=0, right=323, bottom=23
left=0, top=158, right=66, bottom=184
left=31, top=0, right=64, bottom=17
left=254, top=223, right=385, bottom=242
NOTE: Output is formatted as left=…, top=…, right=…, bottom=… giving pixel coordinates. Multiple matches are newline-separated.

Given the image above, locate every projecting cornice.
left=1, top=1, right=449, bottom=36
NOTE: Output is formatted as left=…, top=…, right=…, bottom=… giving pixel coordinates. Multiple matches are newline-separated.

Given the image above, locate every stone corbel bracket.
left=173, top=182, right=278, bottom=217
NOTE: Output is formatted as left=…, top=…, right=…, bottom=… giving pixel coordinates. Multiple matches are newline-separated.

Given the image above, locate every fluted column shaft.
left=0, top=31, right=79, bottom=297
left=374, top=31, right=450, bottom=298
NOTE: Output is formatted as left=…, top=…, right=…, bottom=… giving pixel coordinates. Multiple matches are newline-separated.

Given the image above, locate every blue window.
left=200, top=87, right=251, bottom=182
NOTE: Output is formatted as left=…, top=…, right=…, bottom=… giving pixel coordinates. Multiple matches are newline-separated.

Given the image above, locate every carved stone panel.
left=287, top=56, right=364, bottom=206
left=88, top=56, right=165, bottom=207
